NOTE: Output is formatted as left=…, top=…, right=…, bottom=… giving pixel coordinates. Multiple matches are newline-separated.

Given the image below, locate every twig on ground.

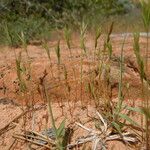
left=67, top=135, right=96, bottom=149
left=75, top=122, right=100, bottom=134
left=13, top=134, right=50, bottom=149
left=96, top=111, right=107, bottom=132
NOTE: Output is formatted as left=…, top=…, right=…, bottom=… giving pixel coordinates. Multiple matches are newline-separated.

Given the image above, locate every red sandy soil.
left=0, top=33, right=149, bottom=149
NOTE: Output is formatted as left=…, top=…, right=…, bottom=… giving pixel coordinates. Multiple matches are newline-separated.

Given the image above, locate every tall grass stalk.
left=104, top=22, right=114, bottom=53
left=140, top=0, right=150, bottom=147
left=94, top=27, right=102, bottom=60
left=15, top=52, right=27, bottom=93
left=44, top=83, right=66, bottom=150
left=80, top=51, right=84, bottom=107
left=64, top=27, right=72, bottom=56
left=18, top=31, right=32, bottom=84
left=140, top=0, right=150, bottom=67
left=18, top=32, right=29, bottom=58
left=80, top=22, right=87, bottom=54
left=42, top=40, right=54, bottom=77
left=63, top=65, right=73, bottom=116
left=94, top=27, right=101, bottom=50
left=18, top=31, right=37, bottom=111
left=55, top=40, right=61, bottom=65
left=107, top=42, right=113, bottom=60
left=4, top=22, right=27, bottom=93
left=115, top=35, right=126, bottom=120
left=63, top=27, right=78, bottom=107
left=55, top=40, right=61, bottom=81
left=133, top=33, right=145, bottom=82
left=133, top=32, right=145, bottom=140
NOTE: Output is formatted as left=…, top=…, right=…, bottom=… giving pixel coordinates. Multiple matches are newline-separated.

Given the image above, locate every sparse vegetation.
left=0, top=0, right=150, bottom=150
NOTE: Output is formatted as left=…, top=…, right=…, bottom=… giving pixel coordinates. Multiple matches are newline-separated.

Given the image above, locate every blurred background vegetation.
left=0, top=0, right=142, bottom=46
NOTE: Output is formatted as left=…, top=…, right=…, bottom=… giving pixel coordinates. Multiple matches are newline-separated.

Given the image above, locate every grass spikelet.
left=55, top=40, right=61, bottom=65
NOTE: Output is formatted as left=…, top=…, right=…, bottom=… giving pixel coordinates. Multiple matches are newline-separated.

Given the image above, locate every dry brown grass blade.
left=92, top=138, right=101, bottom=150
left=13, top=134, right=50, bottom=149
left=75, top=122, right=100, bottom=135
left=67, top=135, right=96, bottom=149
left=106, top=132, right=138, bottom=143
left=15, top=133, right=54, bottom=145
left=96, top=111, right=107, bottom=132
left=27, top=130, right=55, bottom=144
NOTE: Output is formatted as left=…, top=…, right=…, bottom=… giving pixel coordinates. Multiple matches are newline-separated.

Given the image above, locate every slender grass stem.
left=115, top=35, right=126, bottom=120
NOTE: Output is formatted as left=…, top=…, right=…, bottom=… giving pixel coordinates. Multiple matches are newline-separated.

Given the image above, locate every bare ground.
left=0, top=33, right=149, bottom=149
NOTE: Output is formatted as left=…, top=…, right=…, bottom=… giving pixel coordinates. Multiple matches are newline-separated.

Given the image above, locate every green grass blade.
left=118, top=113, right=140, bottom=127
left=57, top=119, right=66, bottom=137
left=111, top=121, right=122, bottom=134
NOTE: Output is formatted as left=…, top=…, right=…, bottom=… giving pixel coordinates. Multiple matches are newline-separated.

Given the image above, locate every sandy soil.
left=0, top=33, right=149, bottom=149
